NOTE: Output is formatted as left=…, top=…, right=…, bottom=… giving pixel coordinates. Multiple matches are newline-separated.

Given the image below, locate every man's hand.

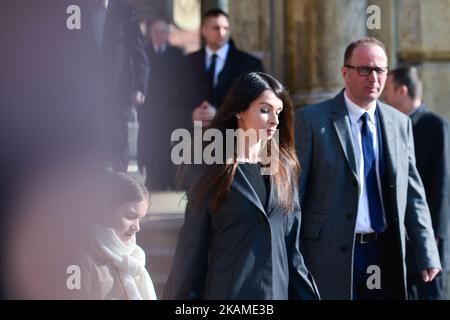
left=192, top=100, right=217, bottom=128
left=131, top=90, right=145, bottom=106
left=421, top=268, right=441, bottom=282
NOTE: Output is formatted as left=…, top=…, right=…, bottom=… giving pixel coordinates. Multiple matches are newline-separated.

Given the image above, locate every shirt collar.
left=344, top=90, right=377, bottom=125
left=153, top=43, right=167, bottom=54
left=205, top=42, right=230, bottom=62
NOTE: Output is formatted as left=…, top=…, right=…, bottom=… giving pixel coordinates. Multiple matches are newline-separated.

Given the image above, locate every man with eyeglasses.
left=295, top=37, right=441, bottom=299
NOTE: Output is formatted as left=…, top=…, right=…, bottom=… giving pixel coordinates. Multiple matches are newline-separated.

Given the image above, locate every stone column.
left=227, top=0, right=285, bottom=80
left=367, top=0, right=397, bottom=66
left=286, top=0, right=367, bottom=107
left=396, top=0, right=450, bottom=121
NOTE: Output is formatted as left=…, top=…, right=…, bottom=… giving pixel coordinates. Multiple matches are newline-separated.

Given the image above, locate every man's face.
left=201, top=14, right=230, bottom=51
left=150, top=20, right=169, bottom=47
left=341, top=44, right=388, bottom=108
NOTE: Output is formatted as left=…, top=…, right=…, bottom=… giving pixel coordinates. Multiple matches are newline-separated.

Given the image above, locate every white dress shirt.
left=344, top=91, right=387, bottom=233
left=205, top=42, right=230, bottom=87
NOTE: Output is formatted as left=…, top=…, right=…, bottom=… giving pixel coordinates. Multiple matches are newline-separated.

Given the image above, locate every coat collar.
left=331, top=89, right=398, bottom=181
left=331, top=90, right=359, bottom=182
left=410, top=103, right=427, bottom=125
left=232, top=164, right=276, bottom=217
left=377, top=102, right=397, bottom=177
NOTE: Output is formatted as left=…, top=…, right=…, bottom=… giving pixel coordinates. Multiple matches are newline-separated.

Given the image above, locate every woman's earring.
left=236, top=114, right=241, bottom=119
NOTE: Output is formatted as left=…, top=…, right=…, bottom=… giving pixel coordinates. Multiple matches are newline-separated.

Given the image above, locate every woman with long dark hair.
left=164, top=72, right=319, bottom=300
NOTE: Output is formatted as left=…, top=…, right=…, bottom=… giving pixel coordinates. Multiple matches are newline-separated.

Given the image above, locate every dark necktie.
left=360, top=112, right=385, bottom=233
left=207, top=53, right=218, bottom=104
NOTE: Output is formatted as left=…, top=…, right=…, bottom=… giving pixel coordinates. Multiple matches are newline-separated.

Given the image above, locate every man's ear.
left=200, top=24, right=207, bottom=38
left=341, top=66, right=348, bottom=81
left=399, top=84, right=408, bottom=98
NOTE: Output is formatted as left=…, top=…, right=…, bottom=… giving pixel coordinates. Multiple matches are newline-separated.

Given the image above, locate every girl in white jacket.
left=80, top=172, right=157, bottom=300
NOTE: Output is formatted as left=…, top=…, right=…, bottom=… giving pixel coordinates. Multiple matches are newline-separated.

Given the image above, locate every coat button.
left=340, top=246, right=348, bottom=253
left=389, top=184, right=394, bottom=189
left=346, top=214, right=354, bottom=220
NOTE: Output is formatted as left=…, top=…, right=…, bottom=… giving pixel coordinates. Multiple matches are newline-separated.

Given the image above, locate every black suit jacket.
left=83, top=0, right=149, bottom=114
left=142, top=44, right=184, bottom=110
left=179, top=40, right=264, bottom=129
left=163, top=165, right=319, bottom=300
left=137, top=44, right=184, bottom=166
left=407, top=104, right=450, bottom=272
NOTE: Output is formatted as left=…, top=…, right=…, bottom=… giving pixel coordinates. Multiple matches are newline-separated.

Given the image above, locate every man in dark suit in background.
left=85, top=0, right=150, bottom=171
left=295, top=37, right=441, bottom=299
left=181, top=8, right=264, bottom=129
left=383, top=65, right=450, bottom=299
left=137, top=19, right=184, bottom=191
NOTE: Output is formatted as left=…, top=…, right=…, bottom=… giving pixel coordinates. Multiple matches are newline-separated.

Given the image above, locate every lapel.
left=265, top=177, right=277, bottom=217
left=232, top=165, right=269, bottom=217
left=377, top=102, right=398, bottom=178
left=216, top=41, right=236, bottom=92
left=83, top=1, right=102, bottom=53
left=197, top=48, right=208, bottom=81
left=147, top=44, right=165, bottom=61
left=410, top=103, right=427, bottom=126
left=102, top=0, right=121, bottom=53
left=332, top=90, right=359, bottom=182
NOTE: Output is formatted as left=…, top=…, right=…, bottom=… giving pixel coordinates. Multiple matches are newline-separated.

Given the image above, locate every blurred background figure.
left=137, top=19, right=184, bottom=191
left=85, top=0, right=150, bottom=172
left=383, top=65, right=450, bottom=300
left=3, top=168, right=157, bottom=300
left=79, top=172, right=157, bottom=300
left=3, top=160, right=104, bottom=299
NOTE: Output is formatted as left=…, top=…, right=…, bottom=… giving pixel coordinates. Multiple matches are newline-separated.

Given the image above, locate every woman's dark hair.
left=188, top=72, right=300, bottom=214
left=104, top=172, right=150, bottom=209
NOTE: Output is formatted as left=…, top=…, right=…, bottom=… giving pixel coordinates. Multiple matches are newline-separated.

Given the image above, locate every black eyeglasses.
left=344, top=65, right=389, bottom=76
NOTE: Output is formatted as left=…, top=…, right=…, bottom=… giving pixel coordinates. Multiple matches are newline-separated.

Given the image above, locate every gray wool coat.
left=295, top=90, right=441, bottom=299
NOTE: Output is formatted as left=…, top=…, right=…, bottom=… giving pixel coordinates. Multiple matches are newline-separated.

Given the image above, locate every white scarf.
left=92, top=224, right=157, bottom=300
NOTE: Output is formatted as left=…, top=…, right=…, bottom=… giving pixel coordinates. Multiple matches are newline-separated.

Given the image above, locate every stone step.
left=137, top=217, right=183, bottom=251
left=136, top=217, right=184, bottom=300
left=145, top=247, right=176, bottom=277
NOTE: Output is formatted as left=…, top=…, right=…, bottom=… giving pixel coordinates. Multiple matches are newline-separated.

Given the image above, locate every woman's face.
left=110, top=200, right=149, bottom=245
left=237, top=90, right=283, bottom=141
